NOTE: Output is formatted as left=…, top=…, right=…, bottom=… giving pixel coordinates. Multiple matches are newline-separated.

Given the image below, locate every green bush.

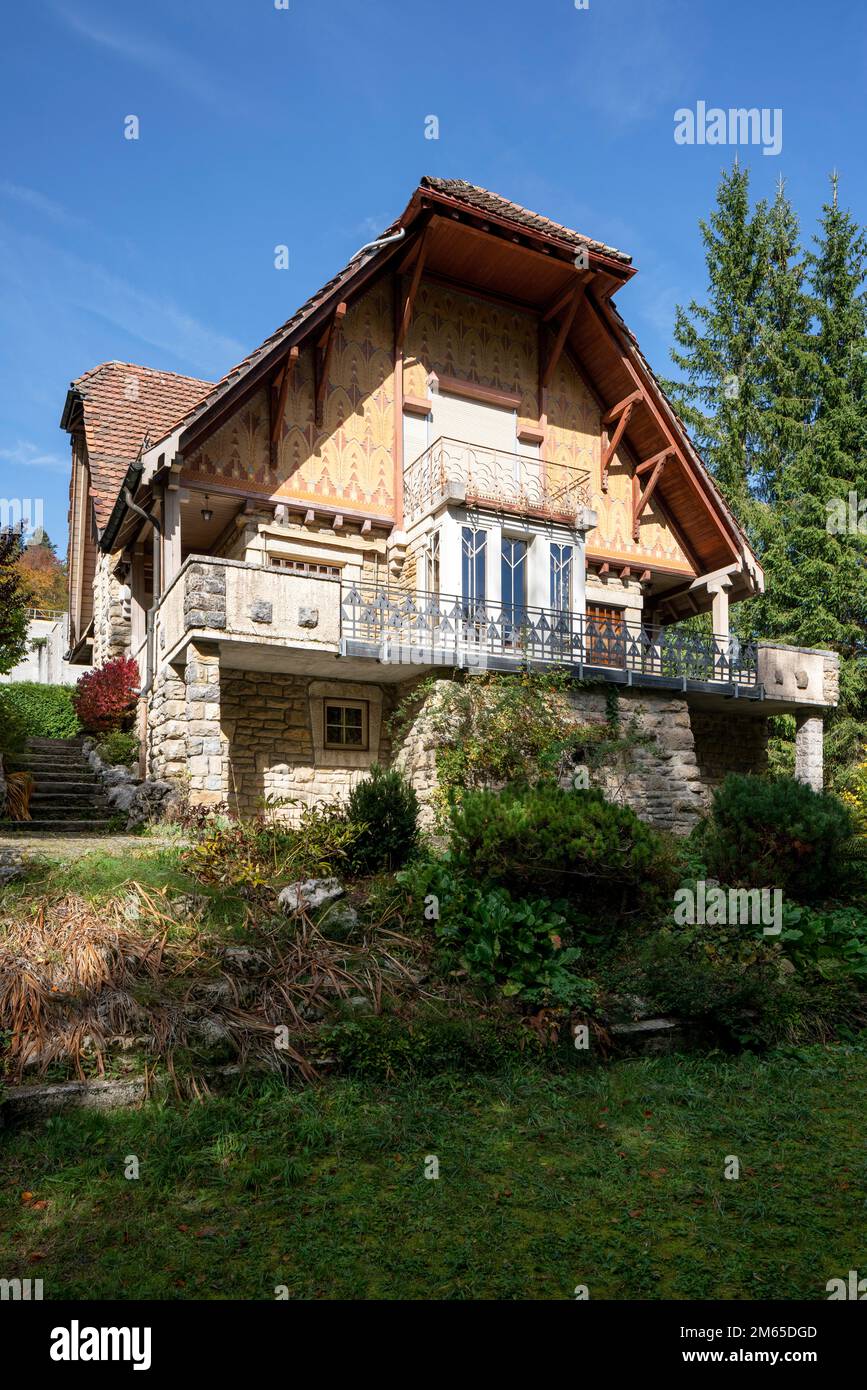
left=780, top=902, right=867, bottom=982
left=448, top=784, right=674, bottom=923
left=0, top=682, right=79, bottom=746
left=96, top=729, right=140, bottom=767
left=699, top=774, right=854, bottom=903
left=345, top=764, right=419, bottom=874
left=397, top=855, right=597, bottom=1009
left=639, top=921, right=864, bottom=1047
left=0, top=686, right=28, bottom=758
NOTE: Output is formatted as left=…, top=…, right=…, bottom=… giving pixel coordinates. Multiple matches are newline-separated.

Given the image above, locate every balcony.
left=146, top=560, right=845, bottom=706
left=339, top=584, right=760, bottom=694
left=403, top=436, right=592, bottom=525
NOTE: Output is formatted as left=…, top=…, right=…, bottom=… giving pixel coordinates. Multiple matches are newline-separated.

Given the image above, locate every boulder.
left=316, top=899, right=360, bottom=941
left=0, top=848, right=24, bottom=885
left=279, top=877, right=345, bottom=915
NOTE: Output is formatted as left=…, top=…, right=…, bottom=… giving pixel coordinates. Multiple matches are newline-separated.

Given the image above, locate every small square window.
left=323, top=700, right=369, bottom=750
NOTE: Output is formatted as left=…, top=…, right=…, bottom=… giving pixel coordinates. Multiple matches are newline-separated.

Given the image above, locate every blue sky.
left=1, top=0, right=865, bottom=549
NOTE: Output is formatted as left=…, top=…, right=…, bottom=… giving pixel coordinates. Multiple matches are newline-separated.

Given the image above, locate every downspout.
left=349, top=227, right=406, bottom=265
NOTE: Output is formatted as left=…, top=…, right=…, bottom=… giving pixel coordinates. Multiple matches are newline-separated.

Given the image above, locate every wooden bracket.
left=397, top=228, right=430, bottom=350
left=269, top=346, right=299, bottom=466
left=600, top=401, right=634, bottom=491
left=315, top=303, right=347, bottom=425
left=541, top=284, right=585, bottom=389
left=632, top=450, right=671, bottom=540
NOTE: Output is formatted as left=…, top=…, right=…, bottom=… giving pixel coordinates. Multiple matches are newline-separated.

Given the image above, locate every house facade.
left=62, top=178, right=838, bottom=829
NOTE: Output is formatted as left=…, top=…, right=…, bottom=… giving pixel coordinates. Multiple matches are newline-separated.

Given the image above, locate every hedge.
left=0, top=682, right=80, bottom=751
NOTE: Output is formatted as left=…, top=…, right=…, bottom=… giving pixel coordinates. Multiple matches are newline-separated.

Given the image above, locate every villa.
left=61, top=177, right=837, bottom=830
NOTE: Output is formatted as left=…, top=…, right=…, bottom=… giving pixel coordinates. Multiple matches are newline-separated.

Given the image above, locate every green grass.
left=2, top=1046, right=866, bottom=1300
left=0, top=847, right=251, bottom=934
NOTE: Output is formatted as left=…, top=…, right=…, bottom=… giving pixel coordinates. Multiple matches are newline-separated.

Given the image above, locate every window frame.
left=323, top=698, right=369, bottom=751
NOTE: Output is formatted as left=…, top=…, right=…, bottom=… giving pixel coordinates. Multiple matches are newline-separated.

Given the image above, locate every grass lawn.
left=2, top=1046, right=865, bottom=1300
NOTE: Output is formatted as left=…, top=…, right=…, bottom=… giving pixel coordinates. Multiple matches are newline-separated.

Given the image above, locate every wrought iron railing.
left=340, top=584, right=758, bottom=687
left=403, top=436, right=592, bottom=523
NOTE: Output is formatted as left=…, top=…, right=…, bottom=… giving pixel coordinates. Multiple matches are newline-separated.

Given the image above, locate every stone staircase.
left=2, top=737, right=114, bottom=833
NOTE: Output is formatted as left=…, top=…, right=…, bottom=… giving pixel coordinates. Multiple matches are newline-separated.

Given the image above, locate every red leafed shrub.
left=74, top=656, right=140, bottom=733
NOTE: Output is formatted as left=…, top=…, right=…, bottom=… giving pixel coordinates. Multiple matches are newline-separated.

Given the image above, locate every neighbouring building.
left=61, top=177, right=838, bottom=830
left=0, top=609, right=91, bottom=686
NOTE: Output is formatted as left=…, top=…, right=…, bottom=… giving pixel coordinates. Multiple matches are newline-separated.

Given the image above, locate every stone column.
left=795, top=712, right=824, bottom=791
left=184, top=640, right=227, bottom=805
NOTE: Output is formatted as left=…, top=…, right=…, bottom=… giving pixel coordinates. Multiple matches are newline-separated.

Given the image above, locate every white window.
left=268, top=556, right=340, bottom=577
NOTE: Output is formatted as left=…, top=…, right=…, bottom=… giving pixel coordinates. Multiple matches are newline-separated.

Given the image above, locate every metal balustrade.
left=403, top=436, right=592, bottom=523
left=339, top=583, right=759, bottom=690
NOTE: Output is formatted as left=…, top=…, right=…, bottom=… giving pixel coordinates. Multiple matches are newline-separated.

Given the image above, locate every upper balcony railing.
left=340, top=583, right=759, bottom=691
left=403, top=436, right=592, bottom=525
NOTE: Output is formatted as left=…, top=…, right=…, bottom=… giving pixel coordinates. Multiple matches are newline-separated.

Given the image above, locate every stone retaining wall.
left=690, top=710, right=769, bottom=792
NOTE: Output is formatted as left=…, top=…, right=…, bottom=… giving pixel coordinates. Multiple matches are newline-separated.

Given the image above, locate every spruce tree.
left=665, top=161, right=769, bottom=516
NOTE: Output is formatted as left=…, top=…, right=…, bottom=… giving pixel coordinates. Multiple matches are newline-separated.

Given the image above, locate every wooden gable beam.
left=586, top=291, right=741, bottom=559
left=541, top=284, right=584, bottom=388
left=636, top=446, right=674, bottom=477
left=315, top=302, right=347, bottom=425
left=602, top=389, right=642, bottom=426
left=600, top=401, right=634, bottom=491
left=632, top=451, right=670, bottom=540
left=269, top=346, right=299, bottom=466
left=396, top=228, right=430, bottom=350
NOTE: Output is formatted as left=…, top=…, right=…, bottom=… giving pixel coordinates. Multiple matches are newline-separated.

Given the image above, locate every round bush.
left=701, top=773, right=854, bottom=903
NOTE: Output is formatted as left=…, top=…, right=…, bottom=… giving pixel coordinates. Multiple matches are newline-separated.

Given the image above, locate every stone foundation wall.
left=92, top=552, right=131, bottom=666
left=221, top=670, right=395, bottom=820
left=146, top=641, right=228, bottom=804
left=690, top=710, right=769, bottom=793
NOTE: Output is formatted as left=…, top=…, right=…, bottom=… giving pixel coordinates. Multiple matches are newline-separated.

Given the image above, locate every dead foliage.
left=0, top=881, right=430, bottom=1091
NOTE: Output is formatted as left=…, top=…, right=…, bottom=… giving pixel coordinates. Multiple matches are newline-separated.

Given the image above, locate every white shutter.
left=430, top=392, right=516, bottom=452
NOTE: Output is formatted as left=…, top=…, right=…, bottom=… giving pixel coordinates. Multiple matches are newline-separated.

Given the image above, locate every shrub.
left=779, top=902, right=867, bottom=982
left=345, top=764, right=419, bottom=873
left=0, top=687, right=28, bottom=758
left=0, top=682, right=79, bottom=744
left=699, top=774, right=854, bottom=903
left=448, top=784, right=675, bottom=923
left=397, top=855, right=597, bottom=1009
left=182, top=804, right=363, bottom=895
left=96, top=729, right=140, bottom=767
left=74, top=656, right=139, bottom=733
left=640, top=921, right=864, bottom=1047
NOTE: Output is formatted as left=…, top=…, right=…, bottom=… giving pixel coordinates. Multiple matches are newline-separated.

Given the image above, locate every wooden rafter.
left=396, top=227, right=430, bottom=349
left=541, top=284, right=584, bottom=388
left=315, top=302, right=347, bottom=424
left=269, top=346, right=299, bottom=465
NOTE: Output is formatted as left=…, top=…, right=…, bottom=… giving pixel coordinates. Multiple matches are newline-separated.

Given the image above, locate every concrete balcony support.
left=795, top=712, right=825, bottom=792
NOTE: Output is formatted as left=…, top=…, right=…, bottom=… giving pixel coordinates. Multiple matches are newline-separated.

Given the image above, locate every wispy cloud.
left=0, top=181, right=85, bottom=229
left=0, top=221, right=243, bottom=377
left=0, top=440, right=67, bottom=471
left=54, top=6, right=227, bottom=109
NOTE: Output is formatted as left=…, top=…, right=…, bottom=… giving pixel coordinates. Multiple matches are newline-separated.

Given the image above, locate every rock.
left=169, top=893, right=208, bottom=921
left=344, top=994, right=373, bottom=1016
left=279, top=877, right=345, bottom=915
left=316, top=899, right=360, bottom=941
left=221, top=945, right=269, bottom=972
left=107, top=783, right=138, bottom=813
left=0, top=848, right=24, bottom=885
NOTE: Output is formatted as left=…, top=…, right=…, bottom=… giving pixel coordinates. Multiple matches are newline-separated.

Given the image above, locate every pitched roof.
left=66, top=362, right=212, bottom=528
left=419, top=177, right=632, bottom=265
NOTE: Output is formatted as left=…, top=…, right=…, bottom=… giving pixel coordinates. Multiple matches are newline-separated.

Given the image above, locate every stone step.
left=31, top=789, right=105, bottom=800
left=12, top=766, right=96, bottom=781
left=30, top=799, right=109, bottom=814
left=0, top=819, right=116, bottom=833
left=25, top=740, right=86, bottom=751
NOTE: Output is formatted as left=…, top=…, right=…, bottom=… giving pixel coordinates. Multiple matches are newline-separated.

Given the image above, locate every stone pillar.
left=795, top=712, right=824, bottom=791
left=184, top=640, right=227, bottom=805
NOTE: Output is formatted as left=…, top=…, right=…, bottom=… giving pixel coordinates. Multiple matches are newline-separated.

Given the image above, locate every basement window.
left=269, top=556, right=341, bottom=576
left=323, top=699, right=368, bottom=750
